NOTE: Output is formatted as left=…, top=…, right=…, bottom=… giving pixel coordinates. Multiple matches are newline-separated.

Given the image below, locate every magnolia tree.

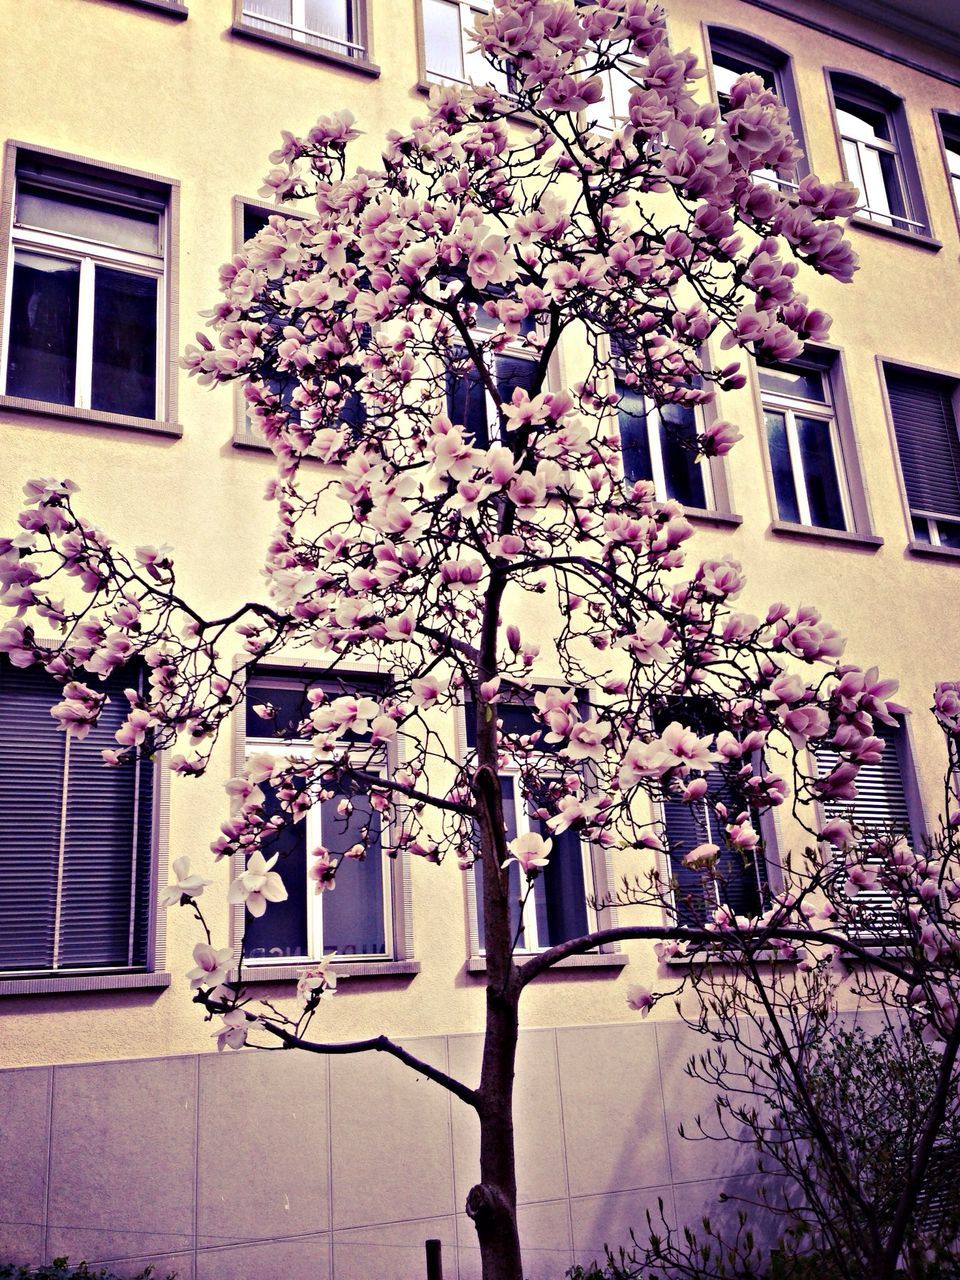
left=2, top=2, right=959, bottom=1278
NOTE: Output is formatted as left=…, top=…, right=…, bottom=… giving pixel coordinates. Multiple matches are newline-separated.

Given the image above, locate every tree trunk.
left=468, top=984, right=523, bottom=1280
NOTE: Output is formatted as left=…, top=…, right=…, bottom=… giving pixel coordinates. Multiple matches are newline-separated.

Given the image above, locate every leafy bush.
left=0, top=1260, right=176, bottom=1280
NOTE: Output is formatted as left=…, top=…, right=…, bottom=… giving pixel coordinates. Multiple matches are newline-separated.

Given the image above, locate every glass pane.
left=243, top=205, right=271, bottom=242
left=18, top=187, right=160, bottom=256
left=423, top=0, right=465, bottom=78
left=878, top=149, right=909, bottom=225
left=911, top=514, right=932, bottom=543
left=91, top=267, right=158, bottom=419
left=319, top=785, right=386, bottom=956
left=6, top=251, right=79, bottom=405
left=659, top=403, right=706, bottom=508
left=243, top=785, right=310, bottom=962
left=532, top=819, right=587, bottom=946
left=836, top=99, right=890, bottom=143
left=797, top=415, right=846, bottom=530
left=305, top=0, right=350, bottom=44
left=446, top=351, right=490, bottom=446
left=758, top=363, right=826, bottom=403
left=765, top=410, right=802, bottom=524
left=475, top=776, right=525, bottom=950
left=935, top=518, right=960, bottom=549
left=495, top=353, right=538, bottom=420
left=616, top=381, right=653, bottom=484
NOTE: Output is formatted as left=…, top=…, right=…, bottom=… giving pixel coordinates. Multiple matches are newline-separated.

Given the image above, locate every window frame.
left=0, top=651, right=171, bottom=997
left=416, top=0, right=510, bottom=94
left=879, top=355, right=960, bottom=559
left=443, top=300, right=543, bottom=448
left=0, top=140, right=181, bottom=437
left=813, top=712, right=927, bottom=943
left=826, top=71, right=931, bottom=241
left=232, top=666, right=418, bottom=982
left=754, top=346, right=879, bottom=544
left=608, top=338, right=740, bottom=524
left=457, top=688, right=624, bottom=970
left=704, top=25, right=809, bottom=191
left=232, top=0, right=379, bottom=75
left=935, top=110, right=960, bottom=237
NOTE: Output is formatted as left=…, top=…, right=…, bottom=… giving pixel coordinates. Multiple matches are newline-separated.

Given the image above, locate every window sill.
left=0, top=395, right=182, bottom=438
left=770, top=520, right=883, bottom=550
left=849, top=213, right=941, bottom=252
left=231, top=22, right=380, bottom=76
left=234, top=959, right=421, bottom=984
left=113, top=0, right=189, bottom=16
left=0, top=970, right=171, bottom=997
left=907, top=539, right=960, bottom=563
left=665, top=948, right=795, bottom=968
left=682, top=507, right=743, bottom=529
left=467, top=951, right=627, bottom=975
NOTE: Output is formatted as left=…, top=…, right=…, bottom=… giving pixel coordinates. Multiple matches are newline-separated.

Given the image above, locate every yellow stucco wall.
left=0, top=0, right=958, bottom=1068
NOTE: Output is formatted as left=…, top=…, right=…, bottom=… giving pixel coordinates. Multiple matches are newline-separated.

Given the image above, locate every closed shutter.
left=816, top=722, right=912, bottom=937
left=0, top=661, right=154, bottom=973
left=663, top=773, right=767, bottom=927
left=886, top=369, right=960, bottom=520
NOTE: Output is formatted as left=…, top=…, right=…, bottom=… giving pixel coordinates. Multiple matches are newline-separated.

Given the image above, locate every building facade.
left=0, top=0, right=958, bottom=1276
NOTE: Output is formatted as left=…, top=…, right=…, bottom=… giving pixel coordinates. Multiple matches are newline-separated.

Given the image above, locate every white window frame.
left=1, top=162, right=167, bottom=420
left=760, top=361, right=853, bottom=531
left=488, top=762, right=597, bottom=955
left=240, top=0, right=365, bottom=59
left=421, top=0, right=507, bottom=91
left=613, top=376, right=715, bottom=509
left=937, top=111, right=960, bottom=228
left=590, top=58, right=643, bottom=134
left=241, top=736, right=396, bottom=965
left=830, top=79, right=926, bottom=235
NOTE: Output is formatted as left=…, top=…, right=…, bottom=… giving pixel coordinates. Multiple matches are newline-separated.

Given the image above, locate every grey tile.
left=197, top=1232, right=330, bottom=1280
left=455, top=1199, right=573, bottom=1280
left=332, top=1214, right=456, bottom=1280
left=557, top=1023, right=670, bottom=1197
left=570, top=1185, right=675, bottom=1266
left=448, top=1029, right=566, bottom=1208
left=329, top=1037, right=454, bottom=1229
left=655, top=1021, right=759, bottom=1186
left=0, top=1065, right=51, bottom=1264
left=198, top=1050, right=329, bottom=1247
left=46, top=1056, right=197, bottom=1263
left=672, top=1174, right=779, bottom=1251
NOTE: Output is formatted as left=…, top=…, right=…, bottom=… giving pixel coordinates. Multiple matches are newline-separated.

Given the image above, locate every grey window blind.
left=886, top=369, right=960, bottom=520
left=0, top=661, right=154, bottom=973
left=816, top=721, right=912, bottom=937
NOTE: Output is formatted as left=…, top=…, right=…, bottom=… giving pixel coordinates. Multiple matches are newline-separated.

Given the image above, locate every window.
left=233, top=200, right=366, bottom=450
left=1, top=149, right=171, bottom=423
left=760, top=356, right=851, bottom=531
left=0, top=661, right=157, bottom=977
left=616, top=379, right=711, bottom=509
left=445, top=294, right=539, bottom=448
left=708, top=29, right=805, bottom=189
left=883, top=364, right=960, bottom=549
left=658, top=705, right=769, bottom=926
left=421, top=0, right=509, bottom=93
left=937, top=112, right=960, bottom=221
left=236, top=0, right=368, bottom=63
left=815, top=719, right=922, bottom=938
left=464, top=697, right=605, bottom=955
left=240, top=672, right=409, bottom=966
left=590, top=58, right=641, bottom=134
left=829, top=74, right=927, bottom=235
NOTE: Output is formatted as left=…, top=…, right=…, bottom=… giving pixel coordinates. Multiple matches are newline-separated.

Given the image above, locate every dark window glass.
left=244, top=782, right=310, bottom=962
left=91, top=268, right=158, bottom=419
left=7, top=253, right=80, bottom=405
left=797, top=415, right=845, bottom=530
left=765, top=410, right=801, bottom=524
left=617, top=380, right=653, bottom=484
left=660, top=403, right=707, bottom=508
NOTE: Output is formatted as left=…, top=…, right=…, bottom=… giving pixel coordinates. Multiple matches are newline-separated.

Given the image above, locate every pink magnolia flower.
left=934, top=682, right=960, bottom=733
left=228, top=851, right=288, bottom=916
left=50, top=682, right=106, bottom=741
left=213, top=1009, right=251, bottom=1052
left=187, top=942, right=234, bottom=989
left=563, top=718, right=611, bottom=762
left=682, top=843, right=720, bottom=870
left=159, top=856, right=213, bottom=907
left=504, top=832, right=552, bottom=875
left=626, top=985, right=655, bottom=1016
left=844, top=862, right=878, bottom=897
left=699, top=419, right=743, bottom=457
